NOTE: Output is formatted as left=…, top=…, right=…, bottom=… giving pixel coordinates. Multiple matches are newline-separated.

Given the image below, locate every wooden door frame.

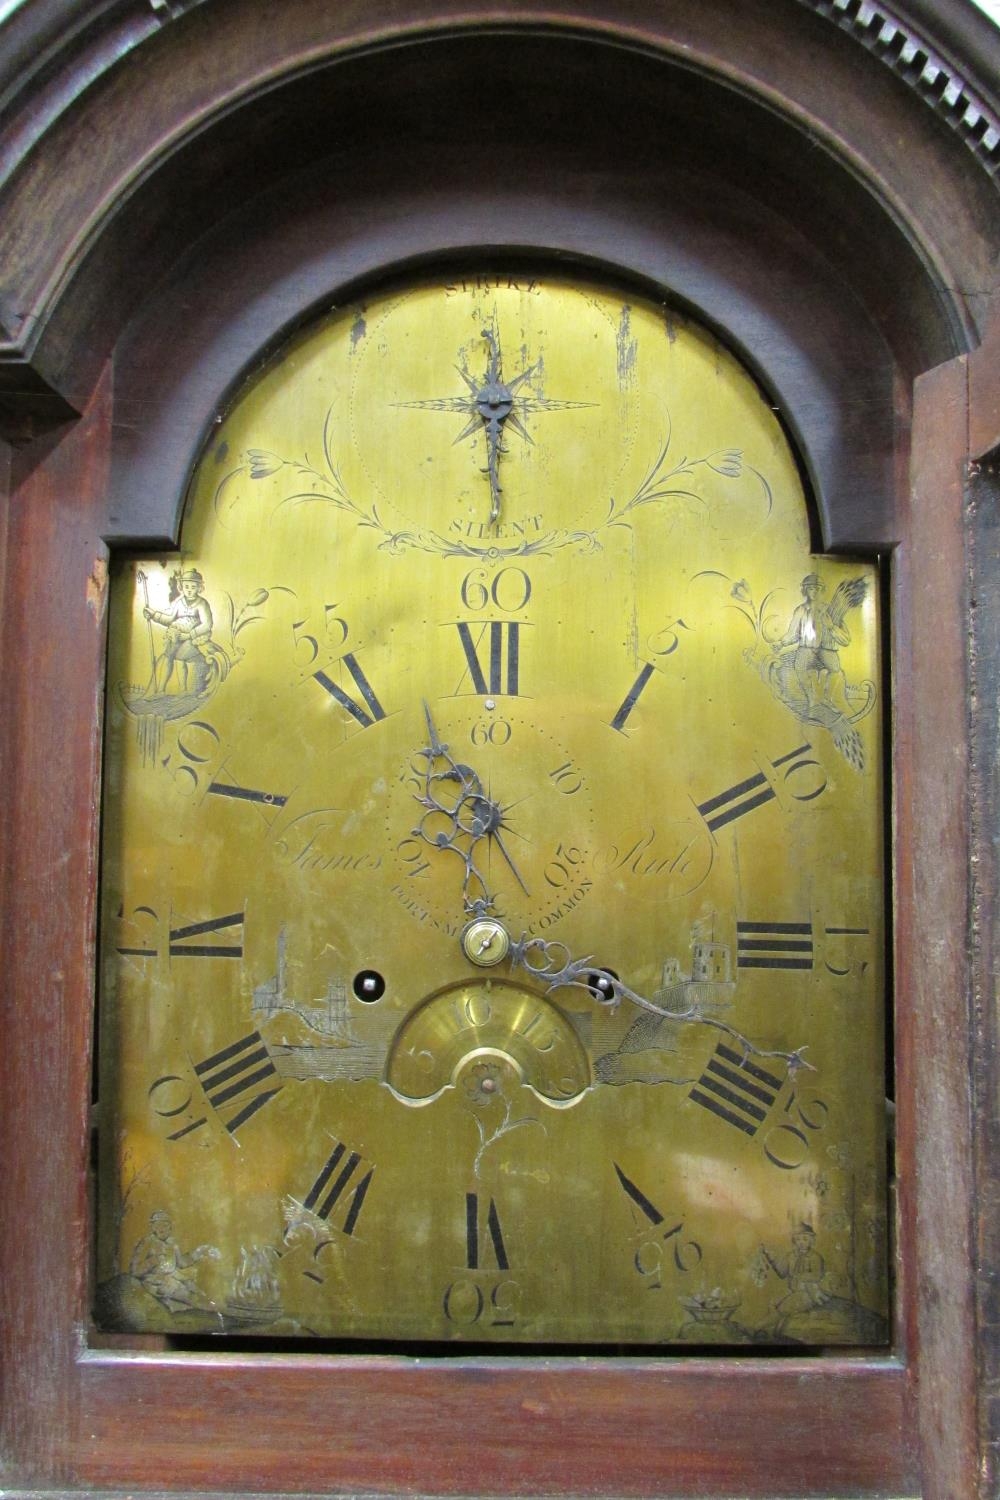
left=0, top=3, right=998, bottom=1495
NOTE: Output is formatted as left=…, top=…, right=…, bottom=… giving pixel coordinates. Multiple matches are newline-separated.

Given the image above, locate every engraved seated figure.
left=128, top=1209, right=219, bottom=1312
left=773, top=574, right=849, bottom=708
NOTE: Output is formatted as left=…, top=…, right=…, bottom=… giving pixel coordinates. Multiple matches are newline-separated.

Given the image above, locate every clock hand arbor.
left=395, top=325, right=595, bottom=528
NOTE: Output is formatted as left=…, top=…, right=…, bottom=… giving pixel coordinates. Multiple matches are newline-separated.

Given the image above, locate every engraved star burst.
left=395, top=326, right=595, bottom=526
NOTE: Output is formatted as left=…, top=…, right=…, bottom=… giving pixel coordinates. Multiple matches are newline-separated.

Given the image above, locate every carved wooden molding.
left=803, top=0, right=1000, bottom=176
left=0, top=0, right=996, bottom=437
left=131, top=0, right=1000, bottom=176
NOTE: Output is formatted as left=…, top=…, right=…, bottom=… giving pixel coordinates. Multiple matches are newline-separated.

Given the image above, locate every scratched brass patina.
left=97, top=274, right=888, bottom=1345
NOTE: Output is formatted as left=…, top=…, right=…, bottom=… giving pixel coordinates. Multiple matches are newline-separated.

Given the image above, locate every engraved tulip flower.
left=708, top=449, right=743, bottom=478
left=247, top=449, right=284, bottom=479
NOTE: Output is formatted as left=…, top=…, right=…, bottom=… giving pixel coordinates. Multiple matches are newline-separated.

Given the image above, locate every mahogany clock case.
left=0, top=1, right=998, bottom=1496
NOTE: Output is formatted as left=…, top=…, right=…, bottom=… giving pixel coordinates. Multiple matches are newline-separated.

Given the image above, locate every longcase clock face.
left=96, top=273, right=889, bottom=1346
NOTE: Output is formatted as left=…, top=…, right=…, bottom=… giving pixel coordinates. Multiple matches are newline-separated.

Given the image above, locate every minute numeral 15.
left=737, top=920, right=870, bottom=975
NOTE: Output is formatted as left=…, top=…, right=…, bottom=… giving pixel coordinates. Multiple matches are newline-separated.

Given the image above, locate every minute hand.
left=490, top=825, right=530, bottom=897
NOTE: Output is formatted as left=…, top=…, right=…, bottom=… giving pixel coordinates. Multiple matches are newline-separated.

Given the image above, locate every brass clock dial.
left=97, top=273, right=888, bottom=1347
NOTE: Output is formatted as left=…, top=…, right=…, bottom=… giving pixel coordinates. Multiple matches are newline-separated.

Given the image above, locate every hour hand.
left=489, top=824, right=530, bottom=897
left=506, top=934, right=814, bottom=1076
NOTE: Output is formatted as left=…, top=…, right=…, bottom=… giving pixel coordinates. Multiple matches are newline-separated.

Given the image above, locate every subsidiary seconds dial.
left=389, top=702, right=597, bottom=941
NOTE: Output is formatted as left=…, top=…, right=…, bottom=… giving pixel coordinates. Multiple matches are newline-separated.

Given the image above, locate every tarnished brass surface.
left=97, top=275, right=887, bottom=1345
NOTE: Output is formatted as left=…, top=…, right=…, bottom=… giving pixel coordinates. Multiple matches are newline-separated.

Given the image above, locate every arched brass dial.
left=97, top=273, right=888, bottom=1347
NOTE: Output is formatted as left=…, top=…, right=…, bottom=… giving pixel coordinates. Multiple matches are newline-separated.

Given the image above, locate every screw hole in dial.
left=353, top=970, right=386, bottom=1003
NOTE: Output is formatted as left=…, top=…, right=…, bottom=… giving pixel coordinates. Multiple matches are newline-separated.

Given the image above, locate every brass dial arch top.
left=97, top=273, right=887, bottom=1347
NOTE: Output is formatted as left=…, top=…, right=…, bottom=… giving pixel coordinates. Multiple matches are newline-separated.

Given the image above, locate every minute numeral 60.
left=470, top=719, right=512, bottom=746
left=460, top=567, right=531, bottom=613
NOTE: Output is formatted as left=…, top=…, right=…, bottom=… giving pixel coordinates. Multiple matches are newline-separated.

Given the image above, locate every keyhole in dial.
left=587, top=968, right=620, bottom=1002
left=353, top=970, right=386, bottom=1003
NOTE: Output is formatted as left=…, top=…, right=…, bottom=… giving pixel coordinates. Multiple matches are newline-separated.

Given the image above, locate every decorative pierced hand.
left=476, top=329, right=513, bottom=527
left=412, top=702, right=530, bottom=917
left=507, top=933, right=814, bottom=1076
